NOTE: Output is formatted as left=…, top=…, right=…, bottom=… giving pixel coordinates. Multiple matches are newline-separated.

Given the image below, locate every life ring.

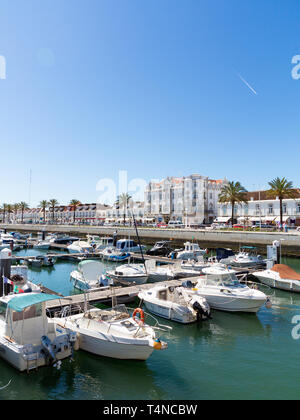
left=133, top=308, right=145, bottom=325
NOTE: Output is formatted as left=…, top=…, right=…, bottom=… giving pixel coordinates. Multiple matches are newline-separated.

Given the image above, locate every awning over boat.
left=214, top=217, right=231, bottom=223
left=7, top=294, right=66, bottom=312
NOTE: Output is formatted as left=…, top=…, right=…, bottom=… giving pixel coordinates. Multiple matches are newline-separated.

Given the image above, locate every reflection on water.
left=3, top=250, right=300, bottom=400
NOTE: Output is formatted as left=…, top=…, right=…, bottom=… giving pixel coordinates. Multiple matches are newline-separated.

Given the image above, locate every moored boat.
left=138, top=284, right=211, bottom=324
left=0, top=293, right=78, bottom=371
left=253, top=264, right=300, bottom=293
left=52, top=304, right=168, bottom=361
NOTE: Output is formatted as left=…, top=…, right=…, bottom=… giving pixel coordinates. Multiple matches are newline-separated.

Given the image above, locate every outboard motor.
left=192, top=299, right=212, bottom=321
left=182, top=280, right=194, bottom=289
left=41, top=335, right=62, bottom=369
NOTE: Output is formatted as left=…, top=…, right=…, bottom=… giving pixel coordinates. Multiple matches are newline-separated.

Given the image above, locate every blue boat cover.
left=7, top=293, right=64, bottom=312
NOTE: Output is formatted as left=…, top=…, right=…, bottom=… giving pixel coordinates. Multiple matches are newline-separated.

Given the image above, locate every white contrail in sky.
left=237, top=73, right=258, bottom=95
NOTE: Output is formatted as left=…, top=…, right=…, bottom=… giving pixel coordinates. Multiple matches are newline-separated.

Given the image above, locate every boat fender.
left=153, top=339, right=162, bottom=350
left=265, top=298, right=272, bottom=309
left=133, top=308, right=145, bottom=326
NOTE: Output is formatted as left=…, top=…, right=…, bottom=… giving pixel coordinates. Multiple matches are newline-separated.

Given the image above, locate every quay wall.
left=2, top=223, right=300, bottom=256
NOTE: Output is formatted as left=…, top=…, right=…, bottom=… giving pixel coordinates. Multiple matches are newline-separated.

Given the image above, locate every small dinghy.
left=253, top=264, right=300, bottom=293
left=138, top=284, right=211, bottom=324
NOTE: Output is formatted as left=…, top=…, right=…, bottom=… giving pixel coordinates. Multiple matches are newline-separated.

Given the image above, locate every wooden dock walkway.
left=45, top=278, right=184, bottom=314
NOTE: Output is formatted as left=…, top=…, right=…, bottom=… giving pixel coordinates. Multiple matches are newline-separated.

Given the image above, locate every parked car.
left=167, top=221, right=185, bottom=228
left=157, top=223, right=167, bottom=228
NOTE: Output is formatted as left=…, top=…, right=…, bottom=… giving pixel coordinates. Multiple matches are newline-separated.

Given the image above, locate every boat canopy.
left=78, top=260, right=103, bottom=281
left=7, top=293, right=64, bottom=312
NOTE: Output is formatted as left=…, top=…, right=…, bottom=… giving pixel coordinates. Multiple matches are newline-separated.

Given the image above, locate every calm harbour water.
left=1, top=248, right=300, bottom=400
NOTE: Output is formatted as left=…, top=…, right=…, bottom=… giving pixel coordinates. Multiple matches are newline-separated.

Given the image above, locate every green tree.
left=69, top=199, right=81, bottom=223
left=268, top=177, right=296, bottom=230
left=39, top=200, right=49, bottom=222
left=1, top=204, right=8, bottom=223
left=19, top=202, right=29, bottom=223
left=218, top=181, right=248, bottom=227
left=48, top=199, right=59, bottom=222
left=13, top=203, right=20, bottom=222
left=115, top=193, right=132, bottom=225
left=6, top=204, right=13, bottom=223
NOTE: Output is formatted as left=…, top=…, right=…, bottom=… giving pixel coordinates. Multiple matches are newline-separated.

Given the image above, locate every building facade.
left=216, top=190, right=300, bottom=226
left=10, top=203, right=105, bottom=225
left=145, top=174, right=226, bottom=224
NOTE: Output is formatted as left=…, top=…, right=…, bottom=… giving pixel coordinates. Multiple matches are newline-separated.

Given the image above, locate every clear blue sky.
left=0, top=0, right=300, bottom=206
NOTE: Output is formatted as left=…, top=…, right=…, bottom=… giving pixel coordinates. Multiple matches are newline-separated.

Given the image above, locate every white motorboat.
left=138, top=284, right=211, bottom=324
left=100, top=247, right=131, bottom=262
left=70, top=260, right=113, bottom=291
left=106, top=263, right=149, bottom=285
left=181, top=256, right=211, bottom=273
left=0, top=293, right=78, bottom=372
left=176, top=242, right=207, bottom=260
left=183, top=265, right=268, bottom=313
left=88, top=236, right=114, bottom=251
left=34, top=240, right=51, bottom=250
left=26, top=255, right=57, bottom=268
left=52, top=304, right=168, bottom=361
left=67, top=240, right=94, bottom=254
left=253, top=264, right=300, bottom=293
left=220, top=246, right=266, bottom=268
left=115, top=239, right=146, bottom=254
left=10, top=265, right=41, bottom=293
left=145, top=260, right=175, bottom=282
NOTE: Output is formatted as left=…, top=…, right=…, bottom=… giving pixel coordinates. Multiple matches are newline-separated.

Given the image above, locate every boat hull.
left=196, top=293, right=265, bottom=313
left=0, top=336, right=72, bottom=372
left=78, top=332, right=154, bottom=361
left=255, top=275, right=300, bottom=293
left=142, top=301, right=196, bottom=323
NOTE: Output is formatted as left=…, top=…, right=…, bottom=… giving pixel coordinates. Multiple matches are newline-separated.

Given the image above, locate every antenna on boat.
left=129, top=207, right=147, bottom=273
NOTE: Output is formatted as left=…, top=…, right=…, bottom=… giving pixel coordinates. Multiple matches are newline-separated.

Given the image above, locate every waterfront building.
left=144, top=174, right=226, bottom=224
left=12, top=203, right=107, bottom=225
left=216, top=189, right=300, bottom=226
left=102, top=201, right=145, bottom=223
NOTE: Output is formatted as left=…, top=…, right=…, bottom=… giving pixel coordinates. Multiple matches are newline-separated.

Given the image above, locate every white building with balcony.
left=145, top=174, right=226, bottom=224
left=217, top=190, right=300, bottom=226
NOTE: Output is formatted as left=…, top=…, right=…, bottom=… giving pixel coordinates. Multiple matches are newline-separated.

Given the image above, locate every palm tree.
left=1, top=203, right=8, bottom=223
left=6, top=204, right=13, bottom=223
left=218, top=181, right=248, bottom=227
left=69, top=199, right=81, bottom=223
left=13, top=203, right=20, bottom=223
left=39, top=200, right=49, bottom=222
left=115, top=193, right=132, bottom=225
left=48, top=199, right=59, bottom=222
left=19, top=202, right=29, bottom=223
left=268, top=177, right=296, bottom=230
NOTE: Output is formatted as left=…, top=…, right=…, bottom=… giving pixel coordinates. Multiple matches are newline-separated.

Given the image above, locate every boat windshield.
left=206, top=273, right=244, bottom=288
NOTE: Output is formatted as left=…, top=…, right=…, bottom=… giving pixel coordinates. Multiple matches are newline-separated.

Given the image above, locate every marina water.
left=0, top=248, right=300, bottom=400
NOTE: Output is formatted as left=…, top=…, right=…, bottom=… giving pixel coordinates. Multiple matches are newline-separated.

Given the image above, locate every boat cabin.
left=116, top=239, right=138, bottom=251
left=183, top=242, right=202, bottom=252
left=0, top=294, right=58, bottom=345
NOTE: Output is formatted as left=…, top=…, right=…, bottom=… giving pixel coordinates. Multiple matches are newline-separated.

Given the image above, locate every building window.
left=283, top=204, right=287, bottom=214
left=297, top=203, right=300, bottom=213
left=244, top=205, right=248, bottom=215
left=256, top=204, right=260, bottom=215
left=268, top=205, right=273, bottom=215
